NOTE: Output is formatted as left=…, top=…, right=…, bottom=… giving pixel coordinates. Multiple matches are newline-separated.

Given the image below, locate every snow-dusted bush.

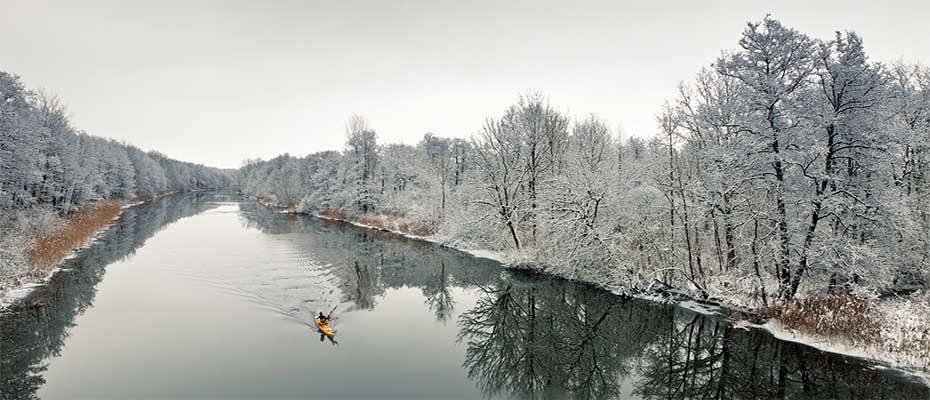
left=0, top=224, right=34, bottom=293
left=878, top=290, right=930, bottom=369
left=0, top=207, right=62, bottom=293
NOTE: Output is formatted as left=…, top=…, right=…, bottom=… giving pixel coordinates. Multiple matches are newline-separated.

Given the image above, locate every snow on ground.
left=0, top=284, right=44, bottom=309
left=460, top=248, right=510, bottom=264
left=738, top=319, right=930, bottom=383
left=678, top=299, right=723, bottom=316
left=121, top=200, right=146, bottom=209
left=314, top=212, right=511, bottom=263
left=631, top=292, right=668, bottom=304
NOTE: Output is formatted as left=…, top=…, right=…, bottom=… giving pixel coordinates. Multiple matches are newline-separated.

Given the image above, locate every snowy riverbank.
left=0, top=210, right=123, bottom=310
left=0, top=192, right=181, bottom=310
left=738, top=318, right=930, bottom=386
left=298, top=205, right=930, bottom=380
left=313, top=212, right=511, bottom=264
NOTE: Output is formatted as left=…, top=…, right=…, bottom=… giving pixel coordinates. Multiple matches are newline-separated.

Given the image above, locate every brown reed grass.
left=767, top=295, right=882, bottom=346
left=319, top=209, right=348, bottom=220
left=30, top=201, right=122, bottom=275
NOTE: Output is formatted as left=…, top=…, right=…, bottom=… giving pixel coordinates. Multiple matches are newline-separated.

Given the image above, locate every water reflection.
left=459, top=277, right=656, bottom=399
left=632, top=310, right=927, bottom=399
left=319, top=331, right=338, bottom=345
left=458, top=274, right=930, bottom=400
left=3, top=198, right=926, bottom=399
left=0, top=192, right=222, bottom=400
left=235, top=201, right=502, bottom=319
left=425, top=261, right=456, bottom=323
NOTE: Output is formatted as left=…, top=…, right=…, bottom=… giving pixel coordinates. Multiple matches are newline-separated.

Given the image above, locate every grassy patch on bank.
left=30, top=201, right=122, bottom=275
left=315, top=208, right=435, bottom=237
left=767, top=295, right=882, bottom=345
left=766, top=293, right=930, bottom=369
left=319, top=208, right=347, bottom=220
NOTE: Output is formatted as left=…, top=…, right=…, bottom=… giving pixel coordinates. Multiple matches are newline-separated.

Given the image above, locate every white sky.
left=2, top=0, right=928, bottom=168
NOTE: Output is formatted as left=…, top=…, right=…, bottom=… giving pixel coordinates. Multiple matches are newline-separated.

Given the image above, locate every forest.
left=0, top=70, right=234, bottom=294
left=237, top=17, right=930, bottom=364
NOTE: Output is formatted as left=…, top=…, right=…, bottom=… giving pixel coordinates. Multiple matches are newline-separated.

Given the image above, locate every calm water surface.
left=1, top=193, right=927, bottom=399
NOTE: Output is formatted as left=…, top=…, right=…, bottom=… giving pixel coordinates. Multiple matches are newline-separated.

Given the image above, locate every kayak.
left=315, top=317, right=335, bottom=337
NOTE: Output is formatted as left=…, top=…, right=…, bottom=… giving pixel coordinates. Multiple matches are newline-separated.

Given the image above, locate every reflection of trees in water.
left=424, top=261, right=455, bottom=323
left=0, top=193, right=221, bottom=400
left=633, top=310, right=930, bottom=399
left=351, top=260, right=377, bottom=309
left=236, top=204, right=501, bottom=313
left=459, top=275, right=659, bottom=399
left=635, top=312, right=746, bottom=399
left=459, top=276, right=930, bottom=400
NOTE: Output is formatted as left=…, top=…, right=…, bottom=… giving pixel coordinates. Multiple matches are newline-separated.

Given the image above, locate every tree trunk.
left=506, top=214, right=521, bottom=250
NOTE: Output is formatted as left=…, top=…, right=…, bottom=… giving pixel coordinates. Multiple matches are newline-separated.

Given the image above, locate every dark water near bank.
left=1, top=193, right=927, bottom=399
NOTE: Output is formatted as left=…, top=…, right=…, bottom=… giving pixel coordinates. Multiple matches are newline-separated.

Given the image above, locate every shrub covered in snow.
left=0, top=207, right=61, bottom=295
left=878, top=291, right=930, bottom=369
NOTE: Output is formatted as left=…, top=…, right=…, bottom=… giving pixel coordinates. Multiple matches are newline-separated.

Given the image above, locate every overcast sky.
left=2, top=0, right=928, bottom=168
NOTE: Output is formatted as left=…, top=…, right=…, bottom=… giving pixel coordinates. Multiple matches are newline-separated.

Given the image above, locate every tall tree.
left=717, top=17, right=816, bottom=301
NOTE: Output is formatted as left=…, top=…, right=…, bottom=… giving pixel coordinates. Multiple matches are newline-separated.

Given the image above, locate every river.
left=1, top=193, right=927, bottom=399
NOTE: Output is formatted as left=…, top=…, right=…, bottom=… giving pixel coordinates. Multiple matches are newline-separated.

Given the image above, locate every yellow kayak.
left=315, top=317, right=335, bottom=337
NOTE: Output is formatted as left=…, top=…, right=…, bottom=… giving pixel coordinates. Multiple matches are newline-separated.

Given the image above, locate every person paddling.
left=314, top=308, right=338, bottom=344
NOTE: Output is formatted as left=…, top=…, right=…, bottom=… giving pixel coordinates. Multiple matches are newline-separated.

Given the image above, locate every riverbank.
left=9, top=196, right=926, bottom=399
left=280, top=204, right=930, bottom=378
left=0, top=191, right=180, bottom=310
left=313, top=209, right=510, bottom=264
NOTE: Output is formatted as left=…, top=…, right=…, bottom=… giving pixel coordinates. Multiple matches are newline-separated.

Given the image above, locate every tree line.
left=239, top=16, right=929, bottom=306
left=0, top=71, right=233, bottom=213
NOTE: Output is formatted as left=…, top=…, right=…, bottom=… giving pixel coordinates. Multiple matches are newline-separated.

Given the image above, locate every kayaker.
left=317, top=311, right=330, bottom=324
